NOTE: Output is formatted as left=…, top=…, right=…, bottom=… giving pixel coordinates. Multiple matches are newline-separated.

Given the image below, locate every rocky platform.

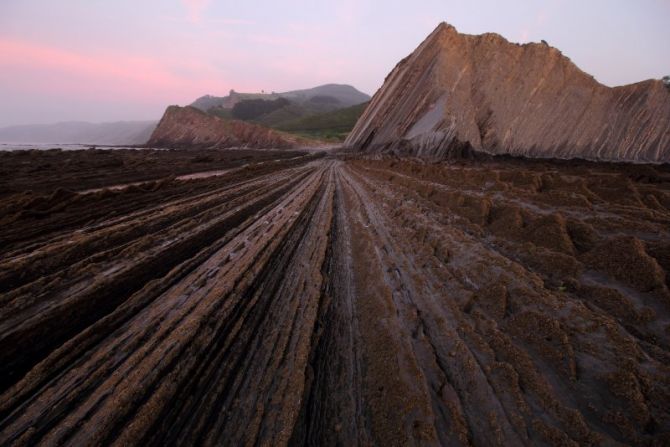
left=1, top=150, right=669, bottom=445
left=346, top=23, right=670, bottom=163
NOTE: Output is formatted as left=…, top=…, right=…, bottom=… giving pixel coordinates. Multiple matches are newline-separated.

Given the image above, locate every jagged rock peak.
left=346, top=22, right=670, bottom=163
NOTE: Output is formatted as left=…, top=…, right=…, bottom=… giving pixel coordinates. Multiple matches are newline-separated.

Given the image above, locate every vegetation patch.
left=231, top=97, right=291, bottom=121
left=276, top=102, right=368, bottom=141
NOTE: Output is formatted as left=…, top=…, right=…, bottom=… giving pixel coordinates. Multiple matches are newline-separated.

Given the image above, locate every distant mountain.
left=346, top=22, right=670, bottom=162
left=0, top=121, right=157, bottom=146
left=191, top=84, right=370, bottom=112
left=191, top=91, right=275, bottom=112
left=279, top=84, right=371, bottom=108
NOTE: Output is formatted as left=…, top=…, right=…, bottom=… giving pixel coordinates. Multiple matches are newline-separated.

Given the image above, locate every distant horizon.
left=0, top=82, right=370, bottom=129
left=1, top=0, right=668, bottom=127
left=0, top=119, right=160, bottom=128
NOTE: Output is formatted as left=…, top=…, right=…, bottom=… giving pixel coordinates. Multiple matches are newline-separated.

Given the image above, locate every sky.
left=0, top=0, right=668, bottom=127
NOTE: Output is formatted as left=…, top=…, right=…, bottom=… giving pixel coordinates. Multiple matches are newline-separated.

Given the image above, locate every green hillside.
left=205, top=98, right=368, bottom=142
left=253, top=99, right=344, bottom=127
left=207, top=108, right=233, bottom=120
left=275, top=102, right=368, bottom=141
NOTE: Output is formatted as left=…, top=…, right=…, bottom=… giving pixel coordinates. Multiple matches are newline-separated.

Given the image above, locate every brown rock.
left=346, top=23, right=670, bottom=163
left=147, top=105, right=316, bottom=149
left=583, top=236, right=666, bottom=292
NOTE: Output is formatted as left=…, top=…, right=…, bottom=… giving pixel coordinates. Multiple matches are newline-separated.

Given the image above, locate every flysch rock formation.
left=2, top=151, right=670, bottom=445
left=346, top=22, right=670, bottom=163
left=147, top=105, right=315, bottom=149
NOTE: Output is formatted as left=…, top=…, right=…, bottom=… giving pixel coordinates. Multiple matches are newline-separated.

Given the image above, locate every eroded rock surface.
left=1, top=152, right=669, bottom=445
left=346, top=23, right=670, bottom=163
left=147, top=105, right=315, bottom=149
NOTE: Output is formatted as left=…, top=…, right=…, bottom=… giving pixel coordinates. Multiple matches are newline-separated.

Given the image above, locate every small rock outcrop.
left=346, top=23, right=670, bottom=163
left=147, top=105, right=312, bottom=149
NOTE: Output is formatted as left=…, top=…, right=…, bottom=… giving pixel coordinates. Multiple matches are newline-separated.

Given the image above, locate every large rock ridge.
left=345, top=22, right=670, bottom=163
left=147, top=105, right=311, bottom=149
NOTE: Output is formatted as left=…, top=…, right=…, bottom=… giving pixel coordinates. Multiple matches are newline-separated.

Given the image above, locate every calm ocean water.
left=0, top=143, right=160, bottom=151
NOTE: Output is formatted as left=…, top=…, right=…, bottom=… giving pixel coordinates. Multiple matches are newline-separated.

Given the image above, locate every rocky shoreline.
left=1, top=149, right=668, bottom=445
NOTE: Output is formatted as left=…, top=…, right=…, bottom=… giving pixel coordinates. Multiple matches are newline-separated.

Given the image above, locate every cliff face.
left=346, top=23, right=670, bottom=162
left=147, top=106, right=310, bottom=149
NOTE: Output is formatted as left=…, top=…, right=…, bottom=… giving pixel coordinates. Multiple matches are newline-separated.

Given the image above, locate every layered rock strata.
left=346, top=23, right=670, bottom=162
left=1, top=152, right=669, bottom=445
left=148, top=105, right=313, bottom=149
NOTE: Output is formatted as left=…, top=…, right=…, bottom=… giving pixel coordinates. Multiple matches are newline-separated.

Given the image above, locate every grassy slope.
left=252, top=103, right=315, bottom=127
left=274, top=102, right=368, bottom=141
left=206, top=101, right=368, bottom=143
left=207, top=108, right=233, bottom=120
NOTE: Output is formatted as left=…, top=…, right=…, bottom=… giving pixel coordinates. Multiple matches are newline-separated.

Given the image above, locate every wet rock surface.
left=346, top=23, right=670, bottom=163
left=1, top=150, right=669, bottom=445
left=0, top=148, right=308, bottom=197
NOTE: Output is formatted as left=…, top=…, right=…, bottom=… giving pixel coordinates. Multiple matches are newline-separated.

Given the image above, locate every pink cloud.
left=250, top=34, right=317, bottom=51
left=518, top=8, right=549, bottom=43
left=181, top=0, right=211, bottom=23
left=0, top=38, right=234, bottom=104
left=519, top=28, right=530, bottom=42
left=159, top=15, right=253, bottom=26
left=208, top=18, right=255, bottom=26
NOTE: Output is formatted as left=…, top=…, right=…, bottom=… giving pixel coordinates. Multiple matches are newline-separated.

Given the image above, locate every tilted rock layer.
left=1, top=151, right=670, bottom=445
left=148, top=105, right=312, bottom=149
left=346, top=23, right=670, bottom=162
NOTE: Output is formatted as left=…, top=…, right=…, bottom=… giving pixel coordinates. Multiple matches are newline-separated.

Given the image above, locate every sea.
left=0, top=143, right=160, bottom=151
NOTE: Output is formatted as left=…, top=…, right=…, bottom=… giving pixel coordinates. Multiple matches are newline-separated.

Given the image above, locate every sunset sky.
left=1, top=0, right=668, bottom=126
